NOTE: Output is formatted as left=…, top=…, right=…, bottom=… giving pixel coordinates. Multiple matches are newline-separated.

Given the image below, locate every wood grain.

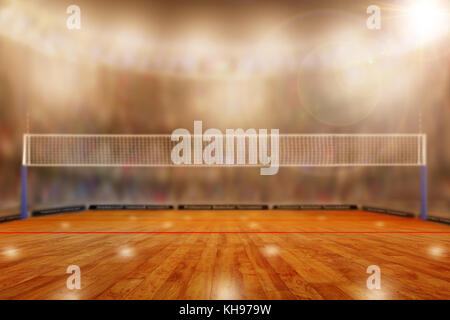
left=0, top=210, right=448, bottom=299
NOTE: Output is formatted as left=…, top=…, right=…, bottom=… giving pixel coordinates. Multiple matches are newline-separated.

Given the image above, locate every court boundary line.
left=0, top=231, right=448, bottom=234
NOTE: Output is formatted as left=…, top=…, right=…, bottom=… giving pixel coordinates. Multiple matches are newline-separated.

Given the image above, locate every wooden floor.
left=0, top=210, right=448, bottom=300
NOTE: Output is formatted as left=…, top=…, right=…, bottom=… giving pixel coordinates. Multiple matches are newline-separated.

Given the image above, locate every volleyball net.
left=23, top=134, right=426, bottom=167
left=20, top=133, right=427, bottom=220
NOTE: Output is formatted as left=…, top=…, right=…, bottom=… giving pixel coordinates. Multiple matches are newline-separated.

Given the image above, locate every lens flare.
left=404, top=1, right=448, bottom=43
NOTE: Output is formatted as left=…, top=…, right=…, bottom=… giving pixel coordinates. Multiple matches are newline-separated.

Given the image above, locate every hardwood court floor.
left=0, top=210, right=448, bottom=300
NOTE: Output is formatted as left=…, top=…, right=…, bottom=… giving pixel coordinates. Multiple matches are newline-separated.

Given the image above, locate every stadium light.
left=403, top=0, right=448, bottom=43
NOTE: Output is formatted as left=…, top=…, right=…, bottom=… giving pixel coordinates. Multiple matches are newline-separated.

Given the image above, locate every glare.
left=118, top=246, right=135, bottom=258
left=261, top=245, right=280, bottom=257
left=215, top=281, right=240, bottom=299
left=60, top=222, right=70, bottom=229
left=405, top=1, right=448, bottom=42
left=57, top=292, right=81, bottom=300
left=364, top=289, right=390, bottom=300
left=161, top=221, right=173, bottom=229
left=428, top=245, right=444, bottom=257
left=2, top=247, right=19, bottom=258
left=248, top=222, right=260, bottom=229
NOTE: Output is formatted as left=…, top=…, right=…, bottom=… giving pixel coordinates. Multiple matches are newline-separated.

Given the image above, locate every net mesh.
left=23, top=134, right=426, bottom=167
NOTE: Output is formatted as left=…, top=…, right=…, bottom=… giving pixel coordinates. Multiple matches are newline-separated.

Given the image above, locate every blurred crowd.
left=0, top=31, right=449, bottom=217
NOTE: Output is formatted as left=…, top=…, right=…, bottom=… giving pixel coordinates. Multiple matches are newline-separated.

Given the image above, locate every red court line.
left=0, top=231, right=449, bottom=234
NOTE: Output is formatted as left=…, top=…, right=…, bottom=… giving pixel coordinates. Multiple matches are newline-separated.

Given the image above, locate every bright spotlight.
left=405, top=1, right=448, bottom=42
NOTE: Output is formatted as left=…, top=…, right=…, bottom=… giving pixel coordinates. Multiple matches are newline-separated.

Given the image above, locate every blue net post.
left=420, top=165, right=427, bottom=220
left=21, top=165, right=28, bottom=219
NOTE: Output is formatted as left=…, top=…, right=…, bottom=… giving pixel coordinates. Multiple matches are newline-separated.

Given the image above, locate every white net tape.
left=23, top=134, right=426, bottom=167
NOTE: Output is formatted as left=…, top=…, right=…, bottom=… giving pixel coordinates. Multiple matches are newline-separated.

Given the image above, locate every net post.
left=420, top=135, right=427, bottom=220
left=21, top=135, right=28, bottom=219
left=420, top=165, right=427, bottom=220
left=21, top=165, right=28, bottom=219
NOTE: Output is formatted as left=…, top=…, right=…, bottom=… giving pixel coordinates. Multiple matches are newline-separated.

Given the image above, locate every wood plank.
left=0, top=210, right=448, bottom=299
